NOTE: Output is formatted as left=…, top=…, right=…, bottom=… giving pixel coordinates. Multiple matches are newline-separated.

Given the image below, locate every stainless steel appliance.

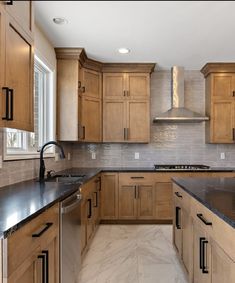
left=60, top=190, right=82, bottom=283
left=154, top=164, right=210, bottom=171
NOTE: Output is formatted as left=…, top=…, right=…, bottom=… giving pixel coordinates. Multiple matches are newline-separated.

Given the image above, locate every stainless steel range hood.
left=153, top=66, right=209, bottom=123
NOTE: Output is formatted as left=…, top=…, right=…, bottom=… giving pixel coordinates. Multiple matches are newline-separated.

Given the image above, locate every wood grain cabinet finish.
left=101, top=173, right=118, bottom=220
left=201, top=64, right=235, bottom=143
left=5, top=204, right=59, bottom=283
left=0, top=4, right=34, bottom=132
left=103, top=72, right=150, bottom=143
left=154, top=182, right=173, bottom=220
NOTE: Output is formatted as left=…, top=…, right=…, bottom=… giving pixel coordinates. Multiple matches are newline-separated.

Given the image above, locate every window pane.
left=6, top=129, right=23, bottom=149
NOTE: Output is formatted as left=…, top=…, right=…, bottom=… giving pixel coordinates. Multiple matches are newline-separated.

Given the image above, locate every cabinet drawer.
left=173, top=184, right=190, bottom=210
left=119, top=173, right=154, bottom=184
left=6, top=203, right=59, bottom=276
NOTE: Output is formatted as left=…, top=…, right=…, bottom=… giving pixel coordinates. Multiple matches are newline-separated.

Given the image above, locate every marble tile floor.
left=78, top=225, right=189, bottom=283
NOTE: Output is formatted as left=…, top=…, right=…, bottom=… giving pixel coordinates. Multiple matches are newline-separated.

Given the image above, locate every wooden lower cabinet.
left=5, top=204, right=59, bottom=283
left=137, top=184, right=154, bottom=219
left=155, top=182, right=172, bottom=219
left=118, top=184, right=137, bottom=219
left=101, top=173, right=118, bottom=219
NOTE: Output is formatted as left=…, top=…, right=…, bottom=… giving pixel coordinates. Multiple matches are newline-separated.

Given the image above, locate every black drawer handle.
left=197, top=213, right=212, bottom=226
left=131, top=176, right=144, bottom=179
left=175, top=192, right=183, bottom=198
left=5, top=0, right=13, bottom=5
left=87, top=199, right=92, bottom=218
left=2, top=87, right=9, bottom=120
left=200, top=237, right=209, bottom=274
left=32, top=223, right=53, bottom=237
left=175, top=206, right=181, bottom=229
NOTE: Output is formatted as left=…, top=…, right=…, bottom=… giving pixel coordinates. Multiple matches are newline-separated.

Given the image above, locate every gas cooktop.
left=154, top=164, right=210, bottom=171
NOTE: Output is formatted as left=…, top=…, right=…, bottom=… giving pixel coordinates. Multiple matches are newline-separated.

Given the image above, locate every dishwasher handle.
left=61, top=194, right=82, bottom=214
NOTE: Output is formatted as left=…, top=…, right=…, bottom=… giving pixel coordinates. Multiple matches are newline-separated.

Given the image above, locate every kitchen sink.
left=45, top=174, right=86, bottom=184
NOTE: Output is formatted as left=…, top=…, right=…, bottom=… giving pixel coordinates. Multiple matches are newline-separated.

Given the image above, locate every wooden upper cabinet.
left=80, top=96, right=102, bottom=142
left=4, top=14, right=34, bottom=132
left=201, top=63, right=235, bottom=144
left=81, top=68, right=101, bottom=99
left=5, top=0, right=33, bottom=38
left=103, top=73, right=125, bottom=99
left=103, top=100, right=126, bottom=142
left=127, top=100, right=150, bottom=143
left=127, top=73, right=150, bottom=99
left=211, top=74, right=235, bottom=100
left=211, top=101, right=235, bottom=143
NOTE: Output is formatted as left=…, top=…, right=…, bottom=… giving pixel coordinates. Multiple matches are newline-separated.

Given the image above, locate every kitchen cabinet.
left=0, top=4, right=34, bottom=132
left=101, top=173, right=118, bottom=220
left=4, top=203, right=59, bottom=283
left=103, top=72, right=150, bottom=143
left=103, top=73, right=149, bottom=100
left=118, top=173, right=155, bottom=220
left=154, top=182, right=173, bottom=219
left=56, top=49, right=102, bottom=142
left=201, top=63, right=235, bottom=143
left=80, top=175, right=101, bottom=258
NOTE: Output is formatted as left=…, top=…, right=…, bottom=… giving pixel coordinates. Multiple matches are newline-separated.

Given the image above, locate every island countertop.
left=172, top=177, right=235, bottom=228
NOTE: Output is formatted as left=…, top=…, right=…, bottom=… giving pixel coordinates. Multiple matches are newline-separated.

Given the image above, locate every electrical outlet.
left=67, top=152, right=71, bottom=161
left=220, top=152, right=225, bottom=160
left=91, top=152, right=96, bottom=160
left=135, top=152, right=140, bottom=160
left=0, top=155, right=2, bottom=168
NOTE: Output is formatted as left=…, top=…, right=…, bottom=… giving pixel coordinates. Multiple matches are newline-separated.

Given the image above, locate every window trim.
left=3, top=55, right=56, bottom=161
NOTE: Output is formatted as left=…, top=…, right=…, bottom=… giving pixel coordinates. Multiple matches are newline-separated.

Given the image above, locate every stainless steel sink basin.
left=45, top=174, right=85, bottom=184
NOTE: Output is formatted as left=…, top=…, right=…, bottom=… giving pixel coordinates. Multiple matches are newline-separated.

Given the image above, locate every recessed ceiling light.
left=118, top=48, right=130, bottom=54
left=53, top=17, right=68, bottom=25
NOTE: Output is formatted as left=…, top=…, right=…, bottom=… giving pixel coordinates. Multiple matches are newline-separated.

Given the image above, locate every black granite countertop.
left=1, top=166, right=235, bottom=239
left=172, top=177, right=235, bottom=228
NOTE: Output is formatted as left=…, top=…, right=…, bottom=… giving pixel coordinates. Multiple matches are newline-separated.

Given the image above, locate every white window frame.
left=3, top=55, right=56, bottom=160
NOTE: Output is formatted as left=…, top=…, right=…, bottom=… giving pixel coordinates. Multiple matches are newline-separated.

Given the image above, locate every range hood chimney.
left=153, top=66, right=209, bottom=123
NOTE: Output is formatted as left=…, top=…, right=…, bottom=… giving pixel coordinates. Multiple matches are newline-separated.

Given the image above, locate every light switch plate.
left=0, top=155, right=2, bottom=168
left=67, top=152, right=71, bottom=161
left=91, top=152, right=96, bottom=160
left=135, top=152, right=140, bottom=160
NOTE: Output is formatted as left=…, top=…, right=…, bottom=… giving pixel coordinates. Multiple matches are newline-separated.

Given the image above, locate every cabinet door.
left=182, top=207, right=193, bottom=275
left=193, top=223, right=211, bottom=283
left=211, top=74, right=235, bottom=100
left=137, top=184, right=154, bottom=219
left=5, top=15, right=34, bottom=131
left=0, top=8, right=5, bottom=127
left=103, top=100, right=126, bottom=142
left=81, top=68, right=101, bottom=99
left=46, top=236, right=59, bottom=283
left=127, top=100, right=150, bottom=142
left=118, top=184, right=137, bottom=219
left=126, top=73, right=150, bottom=100
left=81, top=96, right=102, bottom=142
left=211, top=240, right=235, bottom=283
left=173, top=199, right=182, bottom=256
left=103, top=73, right=125, bottom=99
left=155, top=182, right=173, bottom=220
left=5, top=1, right=33, bottom=38
left=7, top=253, right=38, bottom=283
left=211, top=101, right=234, bottom=143
left=101, top=173, right=118, bottom=220
left=92, top=182, right=100, bottom=230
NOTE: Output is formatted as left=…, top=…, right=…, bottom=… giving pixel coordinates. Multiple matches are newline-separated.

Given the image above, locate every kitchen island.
left=172, top=177, right=235, bottom=283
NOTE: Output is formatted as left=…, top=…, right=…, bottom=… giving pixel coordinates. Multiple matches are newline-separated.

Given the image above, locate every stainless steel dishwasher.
left=60, top=190, right=82, bottom=283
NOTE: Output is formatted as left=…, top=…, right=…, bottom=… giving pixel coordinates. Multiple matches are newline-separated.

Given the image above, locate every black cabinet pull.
left=82, top=126, right=85, bottom=139
left=94, top=192, right=98, bottom=207
left=9, top=88, right=13, bottom=120
left=197, top=213, right=212, bottom=226
left=42, top=250, right=49, bottom=283
left=233, top=128, right=235, bottom=141
left=5, top=0, right=13, bottom=5
left=199, top=237, right=203, bottom=270
left=175, top=206, right=181, bottom=229
left=87, top=199, right=92, bottom=218
left=233, top=91, right=235, bottom=97
left=175, top=192, right=183, bottom=198
left=82, top=86, right=85, bottom=93
left=38, top=254, right=46, bottom=283
left=131, top=176, right=144, bottom=179
left=78, top=81, right=81, bottom=88
left=32, top=223, right=53, bottom=237
left=2, top=87, right=9, bottom=120
left=200, top=237, right=209, bottom=274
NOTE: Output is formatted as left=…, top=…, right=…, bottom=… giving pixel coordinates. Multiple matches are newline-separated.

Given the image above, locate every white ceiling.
left=35, top=1, right=235, bottom=70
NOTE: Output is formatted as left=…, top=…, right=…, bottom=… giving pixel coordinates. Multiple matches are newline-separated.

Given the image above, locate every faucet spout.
left=39, top=141, right=65, bottom=183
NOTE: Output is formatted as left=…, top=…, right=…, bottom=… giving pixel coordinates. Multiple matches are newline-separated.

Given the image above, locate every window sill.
left=4, top=152, right=55, bottom=161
